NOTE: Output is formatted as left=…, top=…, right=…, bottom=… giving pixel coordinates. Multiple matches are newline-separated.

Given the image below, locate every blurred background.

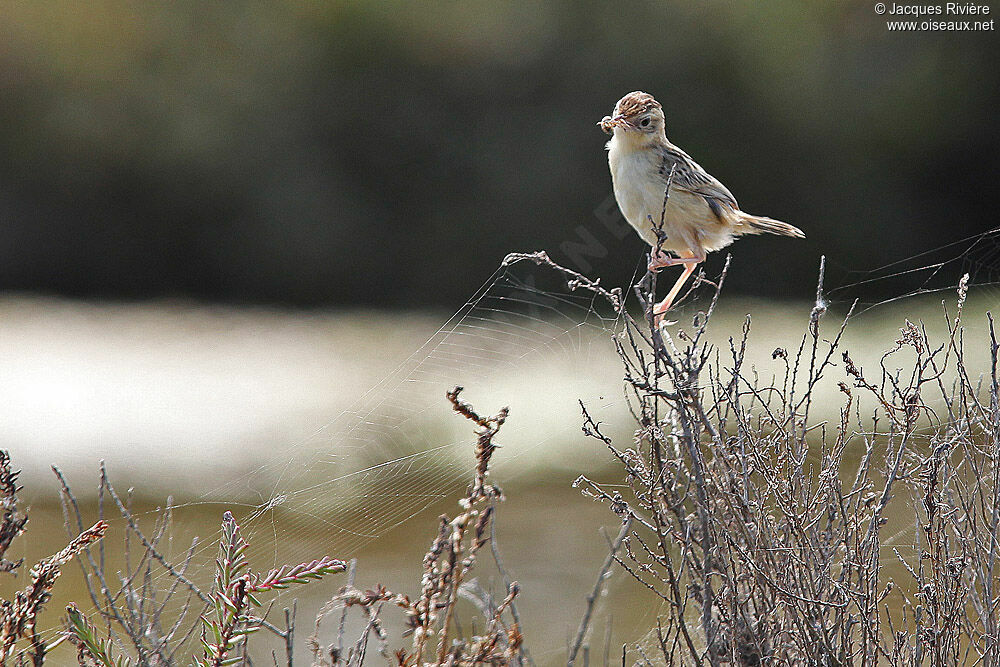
left=1, top=1, right=998, bottom=663
left=2, top=1, right=997, bottom=307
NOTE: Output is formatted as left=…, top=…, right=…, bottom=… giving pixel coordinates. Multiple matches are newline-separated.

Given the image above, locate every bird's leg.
left=653, top=249, right=703, bottom=323
left=654, top=263, right=697, bottom=320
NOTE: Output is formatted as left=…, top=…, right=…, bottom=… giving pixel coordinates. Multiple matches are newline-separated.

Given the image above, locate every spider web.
left=32, top=226, right=1000, bottom=654
left=89, top=256, right=643, bottom=602
left=21, top=256, right=645, bottom=656
left=219, top=262, right=633, bottom=565
left=152, top=223, right=1000, bottom=567
left=826, top=226, right=1000, bottom=315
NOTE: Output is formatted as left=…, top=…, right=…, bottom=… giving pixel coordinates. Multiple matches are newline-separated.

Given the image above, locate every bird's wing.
left=660, top=146, right=739, bottom=217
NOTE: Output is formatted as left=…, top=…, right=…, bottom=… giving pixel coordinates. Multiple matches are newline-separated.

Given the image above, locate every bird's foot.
left=647, top=248, right=674, bottom=272
left=648, top=248, right=704, bottom=272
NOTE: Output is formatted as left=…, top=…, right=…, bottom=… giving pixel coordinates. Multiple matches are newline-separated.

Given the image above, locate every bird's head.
left=599, top=91, right=666, bottom=143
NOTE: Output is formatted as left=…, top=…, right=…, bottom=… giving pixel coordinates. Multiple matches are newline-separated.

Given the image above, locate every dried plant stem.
left=567, top=517, right=631, bottom=667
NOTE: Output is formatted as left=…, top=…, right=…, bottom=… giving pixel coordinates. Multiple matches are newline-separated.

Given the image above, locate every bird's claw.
left=647, top=248, right=673, bottom=272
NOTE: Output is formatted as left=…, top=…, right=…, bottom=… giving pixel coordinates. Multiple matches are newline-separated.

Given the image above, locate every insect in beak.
left=598, top=115, right=629, bottom=134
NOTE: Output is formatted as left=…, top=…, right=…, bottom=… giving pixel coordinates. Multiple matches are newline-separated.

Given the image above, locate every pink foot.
left=647, top=248, right=674, bottom=272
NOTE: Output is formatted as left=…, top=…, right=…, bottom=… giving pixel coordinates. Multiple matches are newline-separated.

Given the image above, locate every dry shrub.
left=507, top=249, right=999, bottom=665
left=308, top=386, right=526, bottom=667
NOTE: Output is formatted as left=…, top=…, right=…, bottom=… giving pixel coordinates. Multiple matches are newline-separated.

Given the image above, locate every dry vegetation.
left=306, top=386, right=524, bottom=667
left=505, top=247, right=1000, bottom=665
left=0, top=389, right=527, bottom=667
left=0, top=451, right=107, bottom=666
left=1, top=240, right=999, bottom=665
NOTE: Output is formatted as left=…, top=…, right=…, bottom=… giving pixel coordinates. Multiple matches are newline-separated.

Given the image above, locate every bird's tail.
left=737, top=212, right=805, bottom=238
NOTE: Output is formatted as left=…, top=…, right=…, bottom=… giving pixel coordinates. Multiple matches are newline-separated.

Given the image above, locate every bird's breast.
left=607, top=139, right=731, bottom=253
left=608, top=142, right=669, bottom=245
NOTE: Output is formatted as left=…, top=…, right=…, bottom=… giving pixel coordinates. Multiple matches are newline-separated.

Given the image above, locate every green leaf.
left=218, top=592, right=238, bottom=611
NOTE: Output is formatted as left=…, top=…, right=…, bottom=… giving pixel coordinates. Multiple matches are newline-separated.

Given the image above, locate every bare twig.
left=568, top=517, right=632, bottom=667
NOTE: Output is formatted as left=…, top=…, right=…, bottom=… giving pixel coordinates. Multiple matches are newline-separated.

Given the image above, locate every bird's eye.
left=640, top=117, right=651, bottom=128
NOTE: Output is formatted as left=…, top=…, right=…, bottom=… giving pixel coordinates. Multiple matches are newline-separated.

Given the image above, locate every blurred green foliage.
left=0, top=1, right=996, bottom=306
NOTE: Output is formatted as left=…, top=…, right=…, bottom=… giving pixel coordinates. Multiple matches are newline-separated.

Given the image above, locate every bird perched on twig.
left=600, top=91, right=804, bottom=319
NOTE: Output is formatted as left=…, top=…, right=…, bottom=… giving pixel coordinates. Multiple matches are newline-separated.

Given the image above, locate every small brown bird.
left=600, top=91, right=804, bottom=318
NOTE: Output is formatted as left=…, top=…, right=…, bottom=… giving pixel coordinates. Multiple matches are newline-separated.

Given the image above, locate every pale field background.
left=0, top=290, right=996, bottom=664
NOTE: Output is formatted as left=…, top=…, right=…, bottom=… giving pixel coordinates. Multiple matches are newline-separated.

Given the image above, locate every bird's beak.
left=598, top=115, right=629, bottom=135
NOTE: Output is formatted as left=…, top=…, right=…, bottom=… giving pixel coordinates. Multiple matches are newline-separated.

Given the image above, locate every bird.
left=599, top=91, right=804, bottom=319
